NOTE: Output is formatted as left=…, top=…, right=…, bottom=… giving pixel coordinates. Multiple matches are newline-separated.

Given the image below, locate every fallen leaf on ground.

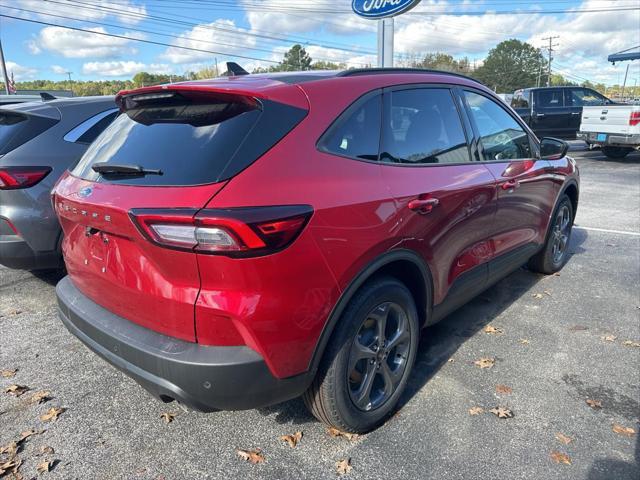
left=490, top=407, right=514, bottom=419
left=336, top=458, right=352, bottom=476
left=484, top=325, right=504, bottom=335
left=543, top=290, right=552, bottom=296
left=327, top=427, right=359, bottom=441
left=279, top=431, right=302, bottom=448
left=473, top=357, right=495, bottom=369
left=602, top=335, right=617, bottom=342
left=1, top=369, right=17, bottom=378
left=495, top=385, right=512, bottom=395
left=160, top=412, right=176, bottom=424
left=622, top=340, right=640, bottom=348
left=19, top=429, right=44, bottom=443
left=0, top=457, right=21, bottom=476
left=4, top=385, right=29, bottom=397
left=36, top=459, right=53, bottom=474
left=236, top=448, right=265, bottom=464
left=586, top=399, right=602, bottom=409
left=0, top=441, right=17, bottom=457
left=40, top=407, right=65, bottom=422
left=550, top=451, right=571, bottom=465
left=447, top=358, right=455, bottom=363
left=555, top=432, right=573, bottom=445
left=7, top=309, right=22, bottom=315
left=38, top=446, right=54, bottom=456
left=532, top=293, right=544, bottom=299
left=518, top=338, right=530, bottom=345
left=612, top=424, right=636, bottom=437
left=468, top=406, right=484, bottom=415
left=29, top=391, right=51, bottom=405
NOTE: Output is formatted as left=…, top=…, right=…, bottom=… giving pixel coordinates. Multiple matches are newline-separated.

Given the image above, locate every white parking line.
left=574, top=225, right=640, bottom=237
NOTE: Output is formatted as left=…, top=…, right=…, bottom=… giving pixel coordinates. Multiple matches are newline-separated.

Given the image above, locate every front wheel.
left=602, top=146, right=632, bottom=159
left=303, top=277, right=419, bottom=433
left=528, top=194, right=574, bottom=274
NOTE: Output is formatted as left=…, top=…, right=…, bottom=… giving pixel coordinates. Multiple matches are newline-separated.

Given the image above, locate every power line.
left=541, top=36, right=560, bottom=87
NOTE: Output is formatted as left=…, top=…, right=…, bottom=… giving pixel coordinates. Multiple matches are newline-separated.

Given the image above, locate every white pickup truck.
left=577, top=104, right=640, bottom=159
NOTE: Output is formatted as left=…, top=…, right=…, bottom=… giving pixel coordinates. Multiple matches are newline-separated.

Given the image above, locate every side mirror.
left=540, top=137, right=569, bottom=160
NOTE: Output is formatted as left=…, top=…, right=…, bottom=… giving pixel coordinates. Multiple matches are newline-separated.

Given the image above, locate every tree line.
left=2, top=39, right=632, bottom=98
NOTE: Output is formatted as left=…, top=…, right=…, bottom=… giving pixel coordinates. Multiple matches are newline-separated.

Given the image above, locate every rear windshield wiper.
left=91, top=162, right=163, bottom=176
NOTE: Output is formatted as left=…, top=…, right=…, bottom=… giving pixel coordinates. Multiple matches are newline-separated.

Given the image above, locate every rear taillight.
left=0, top=167, right=52, bottom=190
left=129, top=205, right=313, bottom=257
left=630, top=111, right=640, bottom=127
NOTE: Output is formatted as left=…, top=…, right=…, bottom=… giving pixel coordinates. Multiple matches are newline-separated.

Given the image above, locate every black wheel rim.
left=551, top=204, right=571, bottom=264
left=347, top=302, right=411, bottom=412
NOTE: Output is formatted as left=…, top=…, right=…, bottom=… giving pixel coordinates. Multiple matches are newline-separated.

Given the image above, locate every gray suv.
left=0, top=96, right=117, bottom=270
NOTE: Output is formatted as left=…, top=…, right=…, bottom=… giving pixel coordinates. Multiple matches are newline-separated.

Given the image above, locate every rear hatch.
left=54, top=82, right=308, bottom=341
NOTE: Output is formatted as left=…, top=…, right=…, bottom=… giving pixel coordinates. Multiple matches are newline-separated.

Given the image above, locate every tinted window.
left=568, top=88, right=608, bottom=107
left=64, top=109, right=118, bottom=144
left=77, top=111, right=118, bottom=144
left=72, top=94, right=306, bottom=186
left=464, top=91, right=532, bottom=161
left=536, top=89, right=564, bottom=108
left=381, top=88, right=470, bottom=164
left=0, top=111, right=58, bottom=155
left=319, top=94, right=381, bottom=161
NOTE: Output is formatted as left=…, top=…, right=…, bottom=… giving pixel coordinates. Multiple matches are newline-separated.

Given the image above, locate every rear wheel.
left=303, top=277, right=419, bottom=433
left=602, top=146, right=632, bottom=159
left=528, top=194, right=573, bottom=274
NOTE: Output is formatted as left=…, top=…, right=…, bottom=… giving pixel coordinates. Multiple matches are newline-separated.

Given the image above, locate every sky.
left=1, top=0, right=639, bottom=87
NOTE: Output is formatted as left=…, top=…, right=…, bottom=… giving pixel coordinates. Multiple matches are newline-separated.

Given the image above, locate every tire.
left=602, top=146, right=632, bottom=159
left=303, top=276, right=419, bottom=433
left=528, top=194, right=574, bottom=274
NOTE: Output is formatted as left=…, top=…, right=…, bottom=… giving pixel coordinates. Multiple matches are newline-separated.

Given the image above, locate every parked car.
left=0, top=96, right=117, bottom=270
left=577, top=103, right=640, bottom=158
left=53, top=69, right=578, bottom=433
left=511, top=86, right=614, bottom=139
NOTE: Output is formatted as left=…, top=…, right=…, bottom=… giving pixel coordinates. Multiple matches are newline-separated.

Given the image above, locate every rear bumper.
left=56, top=276, right=310, bottom=411
left=577, top=131, right=640, bottom=147
left=0, top=236, right=62, bottom=270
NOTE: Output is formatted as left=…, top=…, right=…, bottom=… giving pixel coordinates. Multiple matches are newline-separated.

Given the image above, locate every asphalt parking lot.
left=1, top=145, right=639, bottom=480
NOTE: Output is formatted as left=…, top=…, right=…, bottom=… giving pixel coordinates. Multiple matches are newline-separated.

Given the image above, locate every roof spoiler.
left=223, top=62, right=250, bottom=77
left=40, top=92, right=56, bottom=102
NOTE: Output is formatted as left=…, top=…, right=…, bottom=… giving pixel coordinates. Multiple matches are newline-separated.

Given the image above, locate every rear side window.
left=463, top=91, right=532, bottom=161
left=71, top=93, right=307, bottom=186
left=318, top=93, right=381, bottom=161
left=511, top=91, right=530, bottom=108
left=0, top=111, right=58, bottom=155
left=64, top=109, right=119, bottom=144
left=536, top=89, right=564, bottom=108
left=381, top=88, right=470, bottom=165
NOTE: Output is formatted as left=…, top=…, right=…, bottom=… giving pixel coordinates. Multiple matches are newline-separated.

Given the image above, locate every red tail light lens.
left=129, top=205, right=313, bottom=257
left=0, top=167, right=52, bottom=190
left=629, top=111, right=640, bottom=127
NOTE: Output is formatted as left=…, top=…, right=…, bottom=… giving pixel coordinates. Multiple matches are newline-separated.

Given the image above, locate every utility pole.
left=541, top=36, right=559, bottom=87
left=620, top=63, right=630, bottom=102
left=0, top=36, right=11, bottom=95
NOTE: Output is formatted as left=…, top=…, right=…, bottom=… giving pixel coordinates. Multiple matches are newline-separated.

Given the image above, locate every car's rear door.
left=380, top=85, right=497, bottom=309
left=460, top=89, right=556, bottom=279
left=565, top=87, right=610, bottom=137
left=530, top=88, right=573, bottom=138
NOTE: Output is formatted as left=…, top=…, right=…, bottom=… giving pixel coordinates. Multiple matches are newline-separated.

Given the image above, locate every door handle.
left=536, top=113, right=545, bottom=117
left=408, top=197, right=440, bottom=214
left=571, top=112, right=581, bottom=115
left=501, top=180, right=521, bottom=191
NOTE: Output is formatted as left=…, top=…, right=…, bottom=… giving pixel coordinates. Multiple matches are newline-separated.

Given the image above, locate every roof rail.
left=336, top=68, right=482, bottom=84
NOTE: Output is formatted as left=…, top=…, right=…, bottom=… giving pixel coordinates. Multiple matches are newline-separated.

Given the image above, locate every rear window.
left=0, top=111, right=58, bottom=155
left=71, top=92, right=306, bottom=186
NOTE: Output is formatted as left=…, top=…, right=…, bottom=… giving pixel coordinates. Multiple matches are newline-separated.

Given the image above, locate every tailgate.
left=581, top=106, right=634, bottom=135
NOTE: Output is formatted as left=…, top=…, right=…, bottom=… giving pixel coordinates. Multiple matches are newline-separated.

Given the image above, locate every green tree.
left=473, top=39, right=547, bottom=93
left=409, top=52, right=471, bottom=73
left=281, top=44, right=312, bottom=71
left=310, top=60, right=346, bottom=70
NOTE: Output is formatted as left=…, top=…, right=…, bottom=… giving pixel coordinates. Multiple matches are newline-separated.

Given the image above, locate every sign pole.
left=377, top=18, right=394, bottom=67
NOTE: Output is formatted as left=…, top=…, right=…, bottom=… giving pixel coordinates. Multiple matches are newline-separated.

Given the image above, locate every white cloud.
left=10, top=0, right=147, bottom=25
left=82, top=61, right=173, bottom=77
left=51, top=65, right=68, bottom=75
left=5, top=62, right=38, bottom=80
left=34, top=26, right=139, bottom=59
left=26, top=39, right=41, bottom=55
left=161, top=19, right=258, bottom=64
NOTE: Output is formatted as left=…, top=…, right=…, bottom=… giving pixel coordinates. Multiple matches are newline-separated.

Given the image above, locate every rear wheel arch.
left=308, top=249, right=433, bottom=375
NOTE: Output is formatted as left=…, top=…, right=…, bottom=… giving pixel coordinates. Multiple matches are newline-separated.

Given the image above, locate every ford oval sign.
left=352, top=0, right=421, bottom=19
left=77, top=186, right=93, bottom=198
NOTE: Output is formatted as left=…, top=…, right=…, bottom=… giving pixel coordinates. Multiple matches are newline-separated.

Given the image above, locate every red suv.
left=54, top=69, right=578, bottom=433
